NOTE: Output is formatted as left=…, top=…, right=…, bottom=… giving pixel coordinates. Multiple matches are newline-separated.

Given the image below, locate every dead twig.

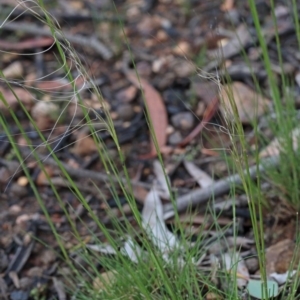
left=179, top=96, right=219, bottom=147
left=0, top=147, right=171, bottom=196
left=163, top=156, right=279, bottom=220
left=1, top=22, right=113, bottom=60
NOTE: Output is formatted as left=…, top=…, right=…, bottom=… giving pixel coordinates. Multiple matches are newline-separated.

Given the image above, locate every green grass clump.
left=2, top=0, right=300, bottom=299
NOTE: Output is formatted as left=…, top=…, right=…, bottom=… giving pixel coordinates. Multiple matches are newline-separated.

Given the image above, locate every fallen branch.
left=1, top=22, right=113, bottom=60
left=163, top=156, right=279, bottom=220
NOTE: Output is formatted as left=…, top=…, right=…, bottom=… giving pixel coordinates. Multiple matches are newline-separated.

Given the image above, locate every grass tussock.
left=1, top=0, right=300, bottom=299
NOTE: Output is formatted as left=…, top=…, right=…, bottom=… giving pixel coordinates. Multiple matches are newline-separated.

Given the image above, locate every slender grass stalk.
left=4, top=0, right=300, bottom=299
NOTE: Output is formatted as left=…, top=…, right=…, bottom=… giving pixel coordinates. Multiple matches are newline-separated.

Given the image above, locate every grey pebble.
left=245, top=257, right=259, bottom=273
left=19, top=277, right=33, bottom=290
left=116, top=104, right=134, bottom=121
left=168, top=131, right=182, bottom=145
left=171, top=112, right=194, bottom=130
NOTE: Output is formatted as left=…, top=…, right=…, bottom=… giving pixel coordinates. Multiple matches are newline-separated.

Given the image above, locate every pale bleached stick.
left=163, top=156, right=279, bottom=220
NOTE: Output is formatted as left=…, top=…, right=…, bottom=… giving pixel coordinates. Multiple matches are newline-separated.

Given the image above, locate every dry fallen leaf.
left=36, top=166, right=55, bottom=186
left=115, top=85, right=138, bottom=103
left=222, top=252, right=249, bottom=288
left=220, top=82, right=270, bottom=124
left=183, top=160, right=214, bottom=188
left=206, top=292, right=223, bottom=300
left=93, top=270, right=117, bottom=292
left=259, top=127, right=300, bottom=158
left=52, top=277, right=66, bottom=300
left=126, top=70, right=168, bottom=158
left=269, top=270, right=296, bottom=285
left=121, top=237, right=144, bottom=263
left=86, top=243, right=117, bottom=255
left=132, top=185, right=149, bottom=204
left=142, top=189, right=179, bottom=254
left=208, top=25, right=251, bottom=59
left=71, top=131, right=98, bottom=156
left=3, top=61, right=23, bottom=78
left=153, top=160, right=170, bottom=198
left=265, top=239, right=296, bottom=274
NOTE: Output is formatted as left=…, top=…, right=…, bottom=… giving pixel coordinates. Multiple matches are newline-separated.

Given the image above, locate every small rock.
left=153, top=72, right=175, bottom=90
left=126, top=6, right=140, bottom=20
left=31, top=101, right=60, bottom=130
left=207, top=161, right=228, bottom=177
left=0, top=168, right=10, bottom=184
left=156, top=29, right=168, bottom=42
left=116, top=103, right=134, bottom=121
left=32, top=242, right=44, bottom=255
left=93, top=270, right=116, bottom=291
left=19, top=277, right=33, bottom=290
left=163, top=89, right=186, bottom=114
left=31, top=101, right=59, bottom=119
left=274, top=5, right=289, bottom=18
left=137, top=15, right=160, bottom=36
left=36, top=166, right=55, bottom=186
left=191, top=81, right=220, bottom=105
left=16, top=214, right=31, bottom=225
left=173, top=41, right=192, bottom=57
left=27, top=266, right=43, bottom=278
left=208, top=240, right=226, bottom=255
left=122, top=203, right=132, bottom=215
left=71, top=131, right=97, bottom=156
left=9, top=205, right=22, bottom=215
left=40, top=249, right=56, bottom=265
left=168, top=131, right=182, bottom=145
left=245, top=257, right=259, bottom=273
left=196, top=101, right=206, bottom=117
left=166, top=125, right=175, bottom=135
left=172, top=60, right=195, bottom=77
left=17, top=176, right=28, bottom=187
left=116, top=86, right=137, bottom=103
left=152, top=57, right=168, bottom=73
left=10, top=183, right=28, bottom=198
left=23, top=233, right=32, bottom=246
left=171, top=112, right=194, bottom=130
left=3, top=61, right=23, bottom=78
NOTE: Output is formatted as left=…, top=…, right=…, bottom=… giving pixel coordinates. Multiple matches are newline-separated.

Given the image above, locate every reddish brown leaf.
left=125, top=70, right=168, bottom=158
left=0, top=37, right=54, bottom=50
left=35, top=76, right=86, bottom=92
left=179, top=97, right=219, bottom=147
